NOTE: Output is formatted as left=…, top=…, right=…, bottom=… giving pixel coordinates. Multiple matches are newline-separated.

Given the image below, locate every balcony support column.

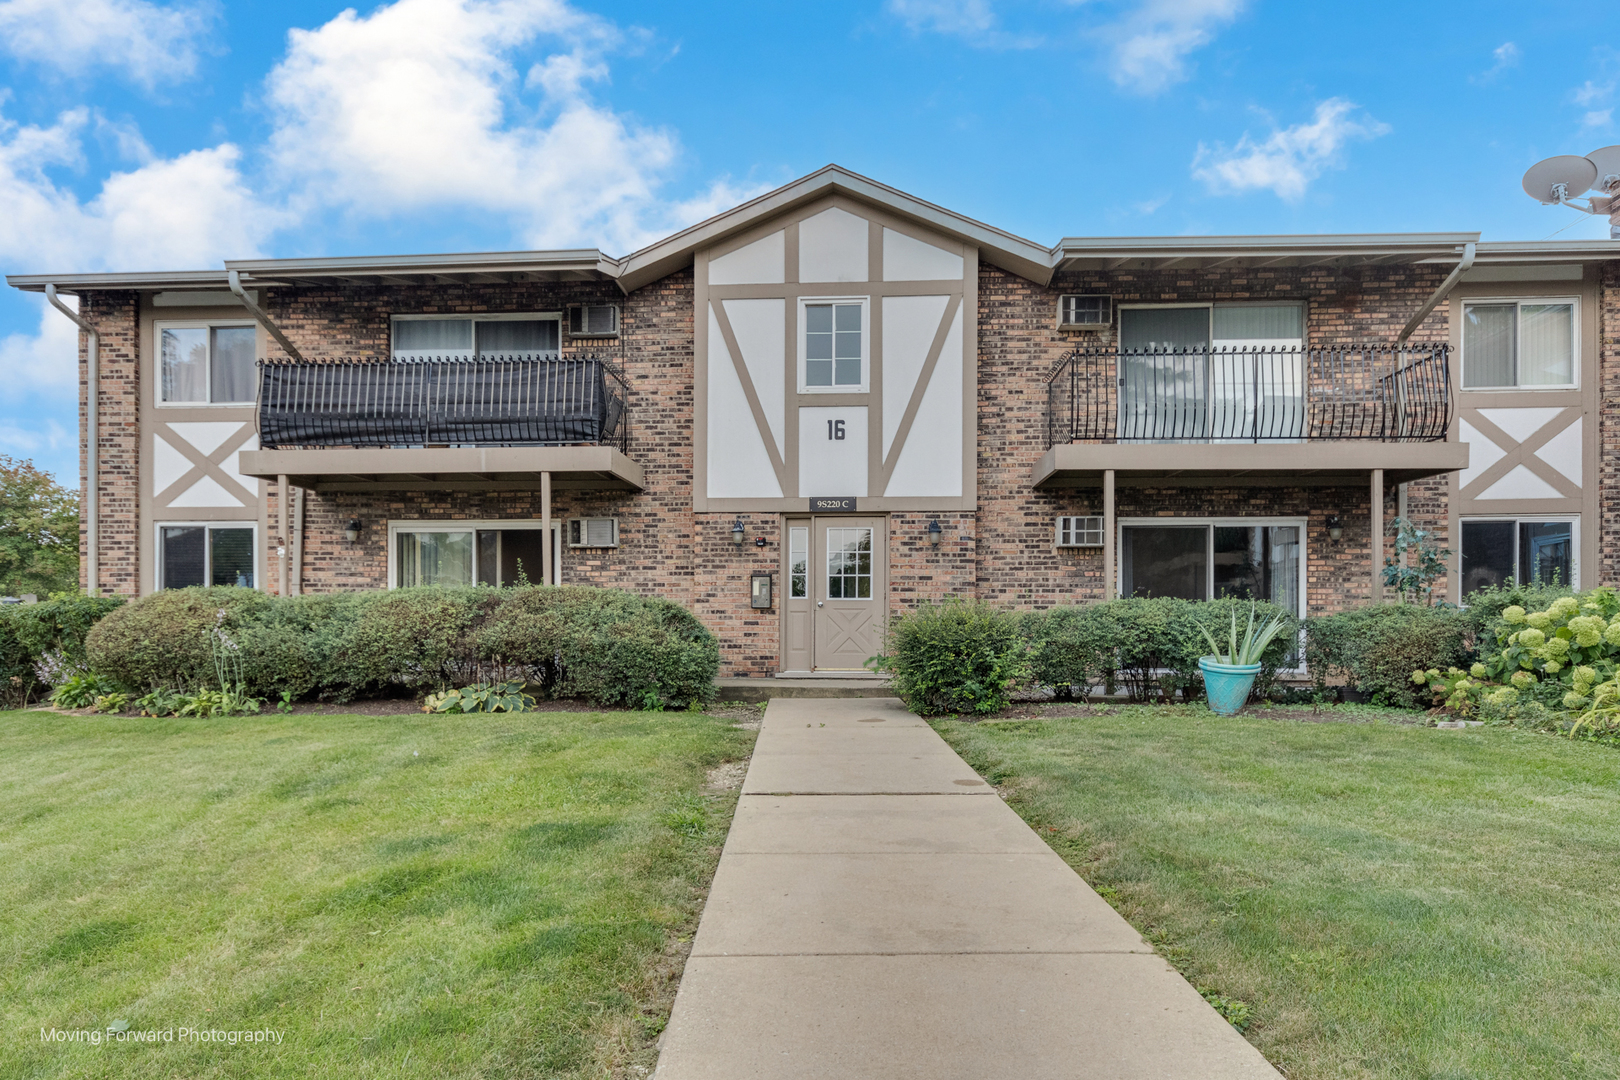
left=1103, top=469, right=1116, bottom=600
left=1370, top=468, right=1384, bottom=604
left=277, top=474, right=290, bottom=597
left=540, top=471, right=552, bottom=586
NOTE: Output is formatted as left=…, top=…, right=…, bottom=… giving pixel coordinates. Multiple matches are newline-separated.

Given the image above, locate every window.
left=391, top=314, right=561, bottom=360
left=159, top=525, right=255, bottom=588
left=1117, top=303, right=1305, bottom=441
left=1462, top=300, right=1576, bottom=389
left=800, top=298, right=867, bottom=391
left=1460, top=518, right=1576, bottom=595
left=826, top=527, right=873, bottom=599
left=391, top=524, right=560, bottom=587
left=159, top=323, right=257, bottom=404
left=1055, top=516, right=1104, bottom=547
left=789, top=526, right=808, bottom=598
left=1120, top=520, right=1303, bottom=618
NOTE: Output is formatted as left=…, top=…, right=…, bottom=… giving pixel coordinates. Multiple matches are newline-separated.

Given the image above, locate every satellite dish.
left=1585, top=145, right=1620, bottom=192
left=1522, top=155, right=1598, bottom=203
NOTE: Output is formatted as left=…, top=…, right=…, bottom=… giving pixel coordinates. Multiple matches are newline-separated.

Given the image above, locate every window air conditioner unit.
left=568, top=517, right=619, bottom=548
left=1057, top=295, right=1111, bottom=331
left=1055, top=516, right=1104, bottom=548
left=567, top=303, right=620, bottom=338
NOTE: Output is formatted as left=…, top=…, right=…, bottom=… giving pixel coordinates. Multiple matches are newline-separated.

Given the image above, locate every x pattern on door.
left=819, top=605, right=875, bottom=657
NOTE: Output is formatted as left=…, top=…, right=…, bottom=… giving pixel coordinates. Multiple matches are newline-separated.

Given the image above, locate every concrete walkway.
left=654, top=697, right=1282, bottom=1080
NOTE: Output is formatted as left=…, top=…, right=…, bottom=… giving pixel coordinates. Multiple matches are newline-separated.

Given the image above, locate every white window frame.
left=390, top=312, right=564, bottom=360
left=797, top=296, right=870, bottom=394
left=386, top=520, right=562, bottom=588
left=1116, top=516, right=1309, bottom=618
left=154, top=319, right=259, bottom=407
left=1460, top=296, right=1580, bottom=392
left=1458, top=514, right=1579, bottom=591
left=155, top=522, right=259, bottom=590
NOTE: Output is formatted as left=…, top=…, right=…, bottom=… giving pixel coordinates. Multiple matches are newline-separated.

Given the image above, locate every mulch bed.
left=946, top=701, right=1427, bottom=725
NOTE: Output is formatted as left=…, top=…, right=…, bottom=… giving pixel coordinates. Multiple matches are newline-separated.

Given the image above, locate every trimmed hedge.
left=1303, top=604, right=1473, bottom=708
left=84, top=584, right=718, bottom=709
left=873, top=598, right=1030, bottom=716
left=0, top=593, right=125, bottom=707
left=1026, top=596, right=1298, bottom=703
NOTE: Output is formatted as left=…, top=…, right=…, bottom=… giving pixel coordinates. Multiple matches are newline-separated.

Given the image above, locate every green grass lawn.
left=0, top=707, right=754, bottom=1079
left=934, top=705, right=1620, bottom=1080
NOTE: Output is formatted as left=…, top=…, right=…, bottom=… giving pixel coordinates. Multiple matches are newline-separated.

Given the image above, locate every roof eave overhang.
left=6, top=271, right=233, bottom=294
left=614, top=165, right=1055, bottom=291
left=1053, top=233, right=1482, bottom=273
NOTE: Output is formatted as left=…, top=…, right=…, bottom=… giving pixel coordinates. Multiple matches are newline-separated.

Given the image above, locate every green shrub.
left=0, top=593, right=124, bottom=705
left=872, top=598, right=1030, bottom=716
left=84, top=583, right=720, bottom=710
left=1304, top=604, right=1473, bottom=708
left=85, top=587, right=273, bottom=692
left=474, top=586, right=718, bottom=709
left=1027, top=596, right=1296, bottom=704
left=50, top=673, right=117, bottom=709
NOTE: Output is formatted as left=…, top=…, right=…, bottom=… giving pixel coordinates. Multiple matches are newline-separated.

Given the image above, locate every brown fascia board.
left=6, top=270, right=232, bottom=294
left=613, top=164, right=1055, bottom=292
left=1053, top=233, right=1480, bottom=270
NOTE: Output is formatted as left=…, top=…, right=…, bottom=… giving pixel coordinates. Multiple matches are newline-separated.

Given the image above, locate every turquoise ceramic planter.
left=1199, top=657, right=1262, bottom=716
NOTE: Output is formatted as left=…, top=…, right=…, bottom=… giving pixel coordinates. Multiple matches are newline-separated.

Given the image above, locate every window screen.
left=1461, top=519, right=1575, bottom=595
left=161, top=328, right=209, bottom=402
left=1118, top=307, right=1210, bottom=351
left=210, top=326, right=257, bottom=403
left=478, top=319, right=559, bottom=355
left=1212, top=303, right=1303, bottom=342
left=160, top=525, right=253, bottom=589
left=396, top=531, right=474, bottom=587
left=1121, top=526, right=1207, bottom=601
left=393, top=319, right=473, bottom=358
left=161, top=526, right=206, bottom=588
left=1464, top=302, right=1574, bottom=388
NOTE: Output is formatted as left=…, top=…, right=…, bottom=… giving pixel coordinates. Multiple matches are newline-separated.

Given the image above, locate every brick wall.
left=80, top=292, right=140, bottom=596
left=1601, top=261, right=1620, bottom=585
left=973, top=262, right=1453, bottom=614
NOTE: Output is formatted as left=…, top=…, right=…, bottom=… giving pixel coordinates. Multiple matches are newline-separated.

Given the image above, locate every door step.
left=715, top=677, right=895, bottom=702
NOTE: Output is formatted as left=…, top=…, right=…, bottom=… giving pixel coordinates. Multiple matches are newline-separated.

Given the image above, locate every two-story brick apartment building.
left=10, top=166, right=1616, bottom=676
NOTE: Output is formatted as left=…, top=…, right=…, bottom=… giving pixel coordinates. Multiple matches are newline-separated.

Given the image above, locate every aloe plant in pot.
left=1196, top=602, right=1292, bottom=715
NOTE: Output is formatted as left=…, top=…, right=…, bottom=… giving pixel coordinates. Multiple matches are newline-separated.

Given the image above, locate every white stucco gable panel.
left=1534, top=416, right=1582, bottom=488
left=882, top=227, right=963, bottom=281
left=721, top=299, right=785, bottom=455
left=167, top=420, right=247, bottom=457
left=798, top=207, right=869, bottom=283
left=885, top=304, right=963, bottom=498
left=169, top=475, right=245, bottom=508
left=707, top=306, right=783, bottom=499
left=152, top=433, right=193, bottom=495
left=709, top=230, right=785, bottom=285
left=1456, top=419, right=1505, bottom=491
left=1476, top=464, right=1563, bottom=501
left=799, top=407, right=868, bottom=498
left=880, top=294, right=950, bottom=458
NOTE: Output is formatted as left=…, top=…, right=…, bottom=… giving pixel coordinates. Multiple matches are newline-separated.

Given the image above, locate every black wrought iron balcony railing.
left=256, top=353, right=630, bottom=453
left=1045, top=343, right=1451, bottom=448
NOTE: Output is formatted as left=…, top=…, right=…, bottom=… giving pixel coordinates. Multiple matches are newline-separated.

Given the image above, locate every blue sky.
left=1, top=0, right=1615, bottom=483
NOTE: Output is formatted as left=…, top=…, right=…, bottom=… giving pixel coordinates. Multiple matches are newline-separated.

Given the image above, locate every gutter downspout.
left=1397, top=242, right=1476, bottom=343
left=44, top=285, right=98, bottom=595
left=228, top=270, right=304, bottom=361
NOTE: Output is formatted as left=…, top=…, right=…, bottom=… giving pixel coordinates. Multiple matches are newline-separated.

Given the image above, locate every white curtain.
left=161, top=328, right=208, bottom=402
left=1519, top=304, right=1574, bottom=385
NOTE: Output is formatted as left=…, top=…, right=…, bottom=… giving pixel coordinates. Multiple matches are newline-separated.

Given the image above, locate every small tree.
left=0, top=456, right=79, bottom=597
left=1381, top=516, right=1450, bottom=605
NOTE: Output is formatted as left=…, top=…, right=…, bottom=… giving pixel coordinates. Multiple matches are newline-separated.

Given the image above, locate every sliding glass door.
left=1121, top=521, right=1304, bottom=617
left=1117, top=304, right=1305, bottom=442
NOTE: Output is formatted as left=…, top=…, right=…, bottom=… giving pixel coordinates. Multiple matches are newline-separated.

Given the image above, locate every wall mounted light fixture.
left=1326, top=515, right=1342, bottom=541
left=927, top=520, right=942, bottom=547
left=731, top=519, right=746, bottom=547
left=344, top=518, right=362, bottom=543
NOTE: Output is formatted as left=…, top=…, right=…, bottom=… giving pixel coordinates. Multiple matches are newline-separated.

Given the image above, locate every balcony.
left=241, top=353, right=642, bottom=492
left=1035, top=343, right=1468, bottom=489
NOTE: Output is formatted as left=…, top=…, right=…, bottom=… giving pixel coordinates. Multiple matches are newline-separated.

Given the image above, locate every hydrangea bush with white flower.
left=1412, top=587, right=1620, bottom=735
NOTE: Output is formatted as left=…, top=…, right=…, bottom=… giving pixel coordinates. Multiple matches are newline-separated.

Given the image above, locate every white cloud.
left=262, top=0, right=745, bottom=253
left=1109, top=0, right=1244, bottom=95
left=1474, top=41, right=1519, bottom=83
left=0, top=298, right=80, bottom=393
left=0, top=0, right=216, bottom=86
left=887, top=0, right=997, bottom=36
left=1574, top=77, right=1615, bottom=131
left=0, top=104, right=280, bottom=271
left=1192, top=98, right=1390, bottom=202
